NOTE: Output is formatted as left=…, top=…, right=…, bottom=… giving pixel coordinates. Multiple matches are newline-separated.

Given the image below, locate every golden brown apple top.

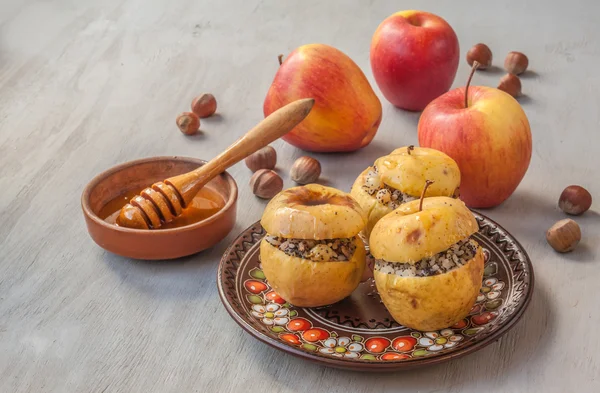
left=369, top=196, right=478, bottom=263
left=261, top=184, right=367, bottom=240
left=375, top=146, right=460, bottom=197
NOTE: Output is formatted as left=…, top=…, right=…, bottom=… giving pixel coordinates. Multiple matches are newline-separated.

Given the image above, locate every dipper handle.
left=117, top=98, right=314, bottom=229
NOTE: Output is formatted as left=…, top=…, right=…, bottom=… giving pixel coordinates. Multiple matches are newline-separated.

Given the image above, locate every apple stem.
left=465, top=61, right=480, bottom=108
left=407, top=145, right=414, bottom=155
left=278, top=54, right=283, bottom=65
left=419, top=180, right=434, bottom=212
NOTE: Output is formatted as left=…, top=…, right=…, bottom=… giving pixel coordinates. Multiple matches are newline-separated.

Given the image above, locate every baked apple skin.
left=370, top=196, right=483, bottom=331
left=260, top=237, right=366, bottom=307
left=374, top=248, right=483, bottom=331
left=350, top=167, right=398, bottom=238
left=380, top=147, right=460, bottom=197
left=351, top=147, right=460, bottom=238
left=369, top=197, right=476, bottom=263
left=260, top=184, right=368, bottom=307
left=262, top=184, right=366, bottom=240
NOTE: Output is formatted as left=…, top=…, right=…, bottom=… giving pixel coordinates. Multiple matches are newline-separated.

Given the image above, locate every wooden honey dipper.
left=116, top=98, right=315, bottom=229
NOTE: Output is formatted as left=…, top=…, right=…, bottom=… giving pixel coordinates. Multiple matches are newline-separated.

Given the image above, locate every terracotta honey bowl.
left=81, top=99, right=315, bottom=260
left=81, top=156, right=238, bottom=260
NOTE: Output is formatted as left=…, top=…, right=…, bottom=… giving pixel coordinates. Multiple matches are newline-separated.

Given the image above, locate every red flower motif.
left=287, top=318, right=311, bottom=332
left=364, top=337, right=390, bottom=354
left=280, top=333, right=301, bottom=345
left=472, top=311, right=498, bottom=326
left=381, top=352, right=411, bottom=361
left=302, top=328, right=329, bottom=342
left=244, top=280, right=267, bottom=294
left=392, top=336, right=417, bottom=352
left=265, top=291, right=286, bottom=304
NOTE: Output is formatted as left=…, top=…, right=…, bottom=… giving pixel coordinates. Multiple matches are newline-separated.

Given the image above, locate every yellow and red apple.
left=264, top=44, right=382, bottom=153
left=370, top=10, right=459, bottom=111
left=418, top=85, right=532, bottom=208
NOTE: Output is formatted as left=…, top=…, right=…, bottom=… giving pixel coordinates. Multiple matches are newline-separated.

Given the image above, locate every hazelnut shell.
left=245, top=146, right=277, bottom=172
left=290, top=156, right=321, bottom=184
left=498, top=74, right=522, bottom=98
left=504, top=51, right=529, bottom=75
left=176, top=112, right=200, bottom=135
left=546, top=219, right=581, bottom=253
left=250, top=169, right=283, bottom=199
left=559, top=185, right=592, bottom=215
left=466, top=43, right=493, bottom=69
left=191, top=93, right=217, bottom=118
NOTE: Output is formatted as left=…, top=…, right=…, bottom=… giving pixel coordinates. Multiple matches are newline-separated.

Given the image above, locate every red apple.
left=264, top=44, right=382, bottom=152
left=370, top=10, right=459, bottom=111
left=418, top=66, right=532, bottom=208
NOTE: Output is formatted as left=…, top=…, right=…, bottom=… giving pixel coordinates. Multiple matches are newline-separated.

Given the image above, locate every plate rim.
left=216, top=211, right=535, bottom=371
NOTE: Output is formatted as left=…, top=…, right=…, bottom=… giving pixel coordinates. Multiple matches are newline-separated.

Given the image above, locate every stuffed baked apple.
left=350, top=146, right=460, bottom=237
left=370, top=195, right=484, bottom=331
left=260, top=184, right=367, bottom=307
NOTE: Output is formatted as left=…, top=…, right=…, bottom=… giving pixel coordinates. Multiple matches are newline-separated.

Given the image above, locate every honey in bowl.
left=99, top=186, right=225, bottom=229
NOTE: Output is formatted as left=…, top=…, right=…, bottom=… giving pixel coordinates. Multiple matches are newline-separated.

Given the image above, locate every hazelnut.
left=250, top=169, right=283, bottom=199
left=559, top=185, right=592, bottom=215
left=176, top=112, right=200, bottom=135
left=504, top=51, right=529, bottom=75
left=245, top=146, right=277, bottom=172
left=498, top=73, right=521, bottom=97
left=466, top=43, right=493, bottom=70
left=191, top=93, right=217, bottom=118
left=546, top=219, right=581, bottom=253
left=290, top=156, right=321, bottom=184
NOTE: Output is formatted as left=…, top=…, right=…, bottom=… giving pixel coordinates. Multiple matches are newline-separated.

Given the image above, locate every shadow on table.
left=520, top=70, right=540, bottom=79
left=484, top=65, right=505, bottom=75
left=518, top=94, right=533, bottom=105
left=100, top=220, right=247, bottom=298
left=560, top=208, right=598, bottom=263
left=561, top=242, right=596, bottom=263
left=390, top=107, right=422, bottom=127
left=475, top=189, right=559, bottom=245
left=487, top=190, right=598, bottom=263
left=249, top=278, right=554, bottom=392
left=202, top=112, right=225, bottom=123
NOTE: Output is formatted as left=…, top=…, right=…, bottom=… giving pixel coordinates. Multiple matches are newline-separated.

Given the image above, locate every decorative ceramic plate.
left=217, top=212, right=534, bottom=371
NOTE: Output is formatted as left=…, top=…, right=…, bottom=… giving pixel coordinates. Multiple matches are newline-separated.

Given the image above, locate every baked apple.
left=370, top=196, right=484, bottom=331
left=260, top=184, right=367, bottom=307
left=350, top=146, right=460, bottom=237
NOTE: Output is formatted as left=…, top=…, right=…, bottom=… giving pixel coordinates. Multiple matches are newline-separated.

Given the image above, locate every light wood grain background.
left=1, top=0, right=599, bottom=392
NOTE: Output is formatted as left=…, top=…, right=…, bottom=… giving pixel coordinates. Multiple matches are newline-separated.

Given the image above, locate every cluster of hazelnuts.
left=175, top=94, right=218, bottom=135
left=466, top=43, right=528, bottom=98
left=546, top=185, right=593, bottom=253
left=245, top=147, right=322, bottom=199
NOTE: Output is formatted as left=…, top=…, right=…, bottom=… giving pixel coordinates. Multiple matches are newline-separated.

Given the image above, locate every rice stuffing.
left=265, top=235, right=357, bottom=262
left=362, top=166, right=418, bottom=209
left=375, top=238, right=479, bottom=277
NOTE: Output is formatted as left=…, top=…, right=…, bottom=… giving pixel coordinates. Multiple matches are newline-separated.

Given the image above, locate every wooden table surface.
left=1, top=0, right=599, bottom=392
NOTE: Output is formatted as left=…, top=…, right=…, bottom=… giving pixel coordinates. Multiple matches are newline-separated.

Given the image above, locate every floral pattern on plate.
left=217, top=213, right=534, bottom=370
